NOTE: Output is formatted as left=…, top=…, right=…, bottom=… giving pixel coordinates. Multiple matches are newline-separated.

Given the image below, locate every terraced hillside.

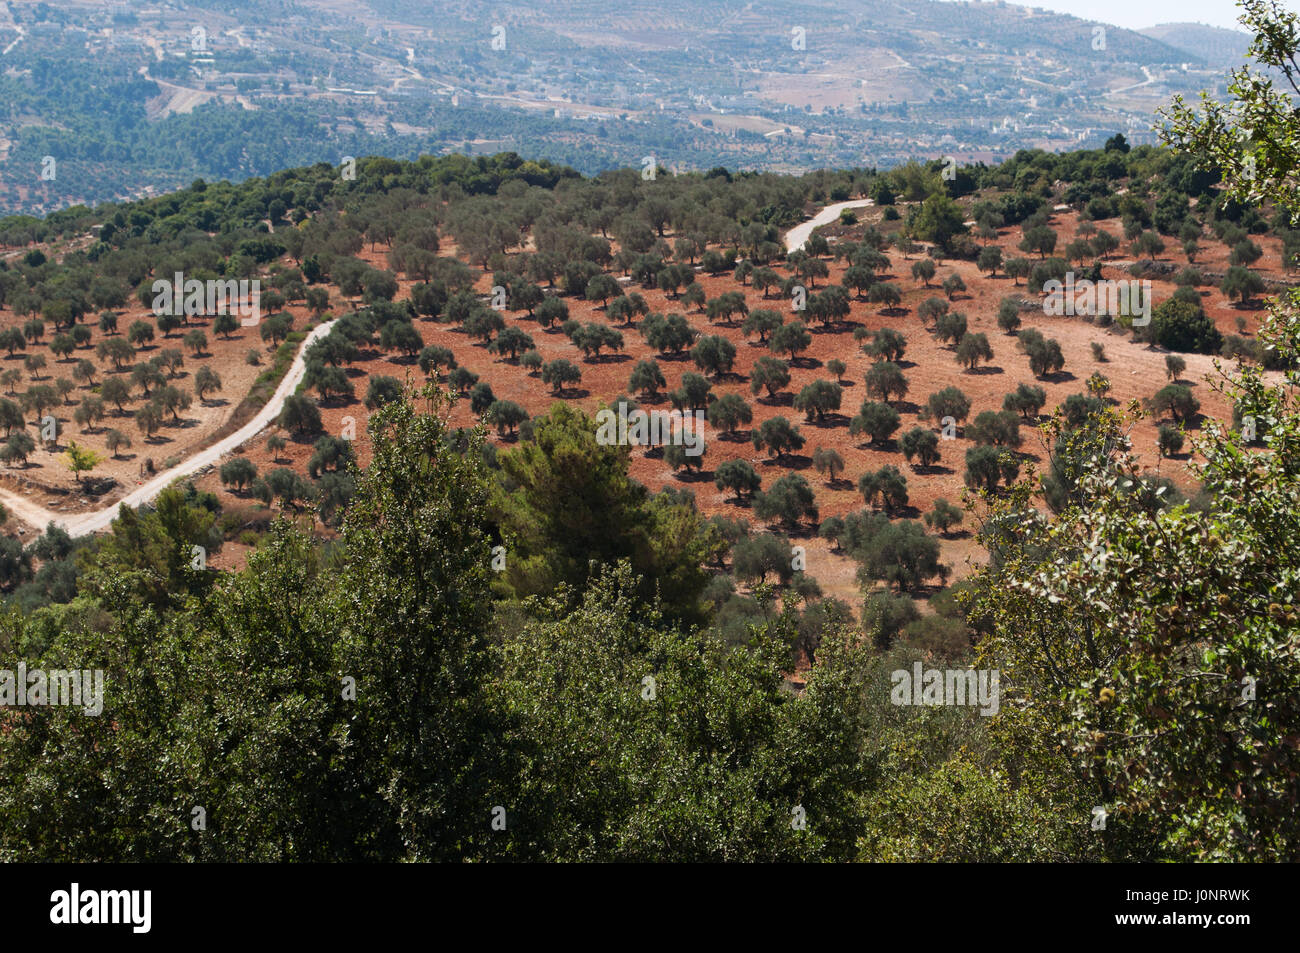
left=0, top=145, right=1290, bottom=627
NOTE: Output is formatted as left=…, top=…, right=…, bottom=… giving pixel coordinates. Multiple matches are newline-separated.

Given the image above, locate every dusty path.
left=0, top=319, right=337, bottom=537
left=785, top=199, right=873, bottom=252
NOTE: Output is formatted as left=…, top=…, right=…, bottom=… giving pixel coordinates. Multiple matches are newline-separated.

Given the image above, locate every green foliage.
left=749, top=356, right=791, bottom=398
left=923, top=386, right=971, bottom=425
left=924, top=498, right=963, bottom=536
left=219, top=457, right=258, bottom=492
left=965, top=310, right=1300, bottom=857
left=917, top=295, right=948, bottom=326
left=967, top=410, right=1022, bottom=448
left=11, top=80, right=1300, bottom=861
left=364, top=376, right=403, bottom=411
left=640, top=313, right=697, bottom=355
left=850, top=400, right=901, bottom=446
left=541, top=358, right=582, bottom=395
left=714, top=458, right=761, bottom=500
left=492, top=566, right=868, bottom=860
left=664, top=441, right=706, bottom=473
left=751, top=415, right=805, bottom=460
left=911, top=194, right=967, bottom=251
left=754, top=473, right=819, bottom=531
left=793, top=379, right=843, bottom=422
left=862, top=591, right=920, bottom=649
left=1018, top=329, right=1065, bottom=378
left=278, top=393, right=322, bottom=435
left=485, top=400, right=529, bottom=437
left=732, top=532, right=794, bottom=586
left=769, top=320, right=811, bottom=360
left=668, top=372, right=712, bottom=413
left=1157, top=423, right=1184, bottom=457
left=692, top=334, right=737, bottom=378
left=742, top=308, right=783, bottom=343
left=858, top=465, right=909, bottom=515
left=899, top=426, right=940, bottom=468
left=955, top=332, right=993, bottom=371
left=494, top=403, right=711, bottom=626
left=863, top=361, right=908, bottom=404
left=862, top=327, right=906, bottom=362
left=629, top=359, right=666, bottom=398
left=1003, top=383, right=1047, bottom=420
left=812, top=446, right=845, bottom=483
left=964, top=445, right=1020, bottom=492
left=707, top=392, right=752, bottom=434
left=1142, top=298, right=1224, bottom=354
left=851, top=518, right=944, bottom=592
left=75, top=484, right=221, bottom=609
left=1221, top=266, right=1265, bottom=305
left=996, top=297, right=1022, bottom=334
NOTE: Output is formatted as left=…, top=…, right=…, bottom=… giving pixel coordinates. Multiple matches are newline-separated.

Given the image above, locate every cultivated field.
left=0, top=192, right=1282, bottom=604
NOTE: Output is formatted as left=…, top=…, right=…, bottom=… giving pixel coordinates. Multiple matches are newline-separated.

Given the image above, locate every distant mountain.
left=1139, top=22, right=1253, bottom=64
left=0, top=0, right=1242, bottom=215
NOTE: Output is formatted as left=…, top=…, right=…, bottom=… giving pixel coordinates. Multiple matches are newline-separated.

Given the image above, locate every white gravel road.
left=0, top=319, right=337, bottom=537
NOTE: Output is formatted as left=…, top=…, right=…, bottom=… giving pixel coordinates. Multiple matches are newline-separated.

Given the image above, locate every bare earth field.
left=3, top=198, right=1283, bottom=605
left=207, top=204, right=1274, bottom=598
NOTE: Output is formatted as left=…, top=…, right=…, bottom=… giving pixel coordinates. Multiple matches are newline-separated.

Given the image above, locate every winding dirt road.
left=784, top=199, right=873, bottom=253
left=0, top=319, right=337, bottom=538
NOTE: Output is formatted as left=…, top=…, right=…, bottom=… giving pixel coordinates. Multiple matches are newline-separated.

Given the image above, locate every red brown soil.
left=7, top=200, right=1284, bottom=607
left=211, top=204, right=1278, bottom=604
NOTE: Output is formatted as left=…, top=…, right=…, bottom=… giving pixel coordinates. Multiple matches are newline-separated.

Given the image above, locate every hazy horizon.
left=944, top=0, right=1258, bottom=32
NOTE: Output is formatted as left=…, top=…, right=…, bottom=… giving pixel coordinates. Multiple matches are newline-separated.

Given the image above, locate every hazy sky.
left=990, top=1, right=1258, bottom=31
